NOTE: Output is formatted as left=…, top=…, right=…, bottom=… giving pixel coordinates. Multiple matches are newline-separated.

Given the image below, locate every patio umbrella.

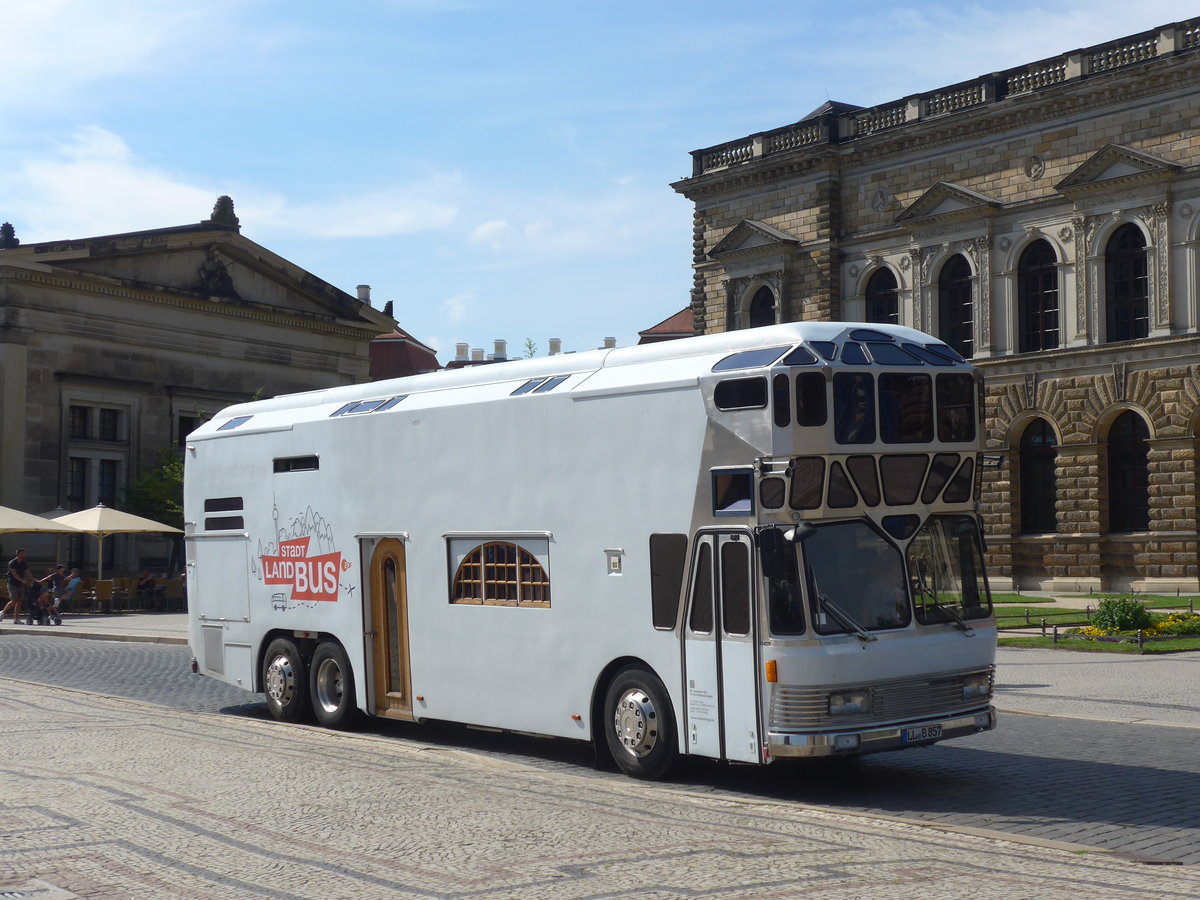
left=52, top=504, right=183, bottom=580
left=0, top=505, right=85, bottom=535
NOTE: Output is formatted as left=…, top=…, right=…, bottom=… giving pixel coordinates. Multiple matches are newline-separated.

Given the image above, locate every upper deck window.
left=866, top=343, right=923, bottom=366
left=936, top=374, right=976, bottom=442
left=849, top=328, right=894, bottom=342
left=331, top=396, right=406, bottom=417
left=901, top=343, right=957, bottom=366
left=810, top=341, right=837, bottom=360
left=712, top=346, right=789, bottom=372
left=782, top=346, right=818, bottom=366
left=879, top=373, right=933, bottom=443
left=512, top=376, right=569, bottom=395
left=714, top=377, right=768, bottom=410
left=841, top=343, right=869, bottom=365
left=532, top=375, right=569, bottom=393
left=833, top=373, right=875, bottom=444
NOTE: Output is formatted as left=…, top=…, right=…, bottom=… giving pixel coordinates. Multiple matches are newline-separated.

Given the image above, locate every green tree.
left=123, top=449, right=184, bottom=529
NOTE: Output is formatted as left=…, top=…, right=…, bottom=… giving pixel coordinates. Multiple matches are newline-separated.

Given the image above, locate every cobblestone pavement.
left=2, top=680, right=1199, bottom=900
left=4, top=633, right=1200, bottom=868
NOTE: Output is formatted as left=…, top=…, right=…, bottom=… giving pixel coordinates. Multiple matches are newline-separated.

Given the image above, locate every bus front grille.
left=768, top=667, right=993, bottom=731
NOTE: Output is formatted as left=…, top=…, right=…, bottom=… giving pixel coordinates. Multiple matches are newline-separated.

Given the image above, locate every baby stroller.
left=25, top=585, right=61, bottom=626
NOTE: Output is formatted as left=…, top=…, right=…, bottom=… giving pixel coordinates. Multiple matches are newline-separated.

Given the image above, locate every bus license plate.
left=902, top=724, right=943, bottom=744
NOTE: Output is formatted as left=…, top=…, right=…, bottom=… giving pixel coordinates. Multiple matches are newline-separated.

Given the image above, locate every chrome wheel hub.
left=613, top=688, right=658, bottom=757
left=313, top=657, right=343, bottom=714
left=265, top=654, right=296, bottom=707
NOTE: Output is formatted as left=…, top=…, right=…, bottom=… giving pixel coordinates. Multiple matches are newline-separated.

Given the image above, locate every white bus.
left=185, top=322, right=996, bottom=779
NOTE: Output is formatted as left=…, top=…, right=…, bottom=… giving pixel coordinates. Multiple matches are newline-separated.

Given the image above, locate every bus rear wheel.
left=603, top=667, right=677, bottom=780
left=263, top=637, right=310, bottom=722
left=310, top=641, right=357, bottom=728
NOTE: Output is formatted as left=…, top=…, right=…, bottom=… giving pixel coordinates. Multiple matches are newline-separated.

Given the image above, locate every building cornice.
left=0, top=264, right=380, bottom=341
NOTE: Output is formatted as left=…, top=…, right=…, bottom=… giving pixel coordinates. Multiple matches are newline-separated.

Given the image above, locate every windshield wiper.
left=914, top=560, right=974, bottom=636
left=928, top=598, right=975, bottom=636
left=818, top=593, right=877, bottom=643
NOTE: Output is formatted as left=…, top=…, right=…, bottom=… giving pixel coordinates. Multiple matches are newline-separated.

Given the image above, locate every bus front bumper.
left=766, top=706, right=996, bottom=759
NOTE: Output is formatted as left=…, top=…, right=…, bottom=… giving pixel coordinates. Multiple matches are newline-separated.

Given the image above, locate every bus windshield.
left=907, top=514, right=992, bottom=625
left=802, top=520, right=909, bottom=635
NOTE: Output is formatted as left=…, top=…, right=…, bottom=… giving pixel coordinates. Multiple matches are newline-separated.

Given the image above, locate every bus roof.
left=190, top=322, right=964, bottom=438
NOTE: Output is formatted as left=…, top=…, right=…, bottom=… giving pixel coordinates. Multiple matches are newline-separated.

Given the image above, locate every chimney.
left=603, top=337, right=617, bottom=350
left=471, top=348, right=484, bottom=362
left=356, top=284, right=371, bottom=305
left=493, top=339, right=507, bottom=361
left=548, top=338, right=562, bottom=356
left=455, top=343, right=469, bottom=362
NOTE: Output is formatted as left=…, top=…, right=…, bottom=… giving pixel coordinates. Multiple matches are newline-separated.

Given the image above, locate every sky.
left=0, top=1, right=1192, bottom=360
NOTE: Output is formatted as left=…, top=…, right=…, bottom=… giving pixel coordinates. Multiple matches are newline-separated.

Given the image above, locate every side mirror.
left=788, top=522, right=818, bottom=544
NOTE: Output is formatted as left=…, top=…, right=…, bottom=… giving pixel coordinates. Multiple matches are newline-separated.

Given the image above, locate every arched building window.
left=1017, top=240, right=1059, bottom=352
left=1105, top=224, right=1148, bottom=342
left=864, top=269, right=898, bottom=324
left=937, top=254, right=973, bottom=359
left=748, top=286, right=776, bottom=328
left=1107, top=411, right=1150, bottom=533
left=1019, top=418, right=1057, bottom=534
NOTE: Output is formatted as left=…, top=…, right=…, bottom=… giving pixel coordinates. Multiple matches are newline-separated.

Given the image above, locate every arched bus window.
left=864, top=268, right=899, bottom=324
left=1019, top=418, right=1058, bottom=534
left=748, top=286, right=776, bottom=328
left=1017, top=239, right=1059, bottom=352
left=451, top=541, right=551, bottom=606
left=1107, top=411, right=1149, bottom=532
left=937, top=254, right=973, bottom=359
left=1105, top=224, right=1148, bottom=342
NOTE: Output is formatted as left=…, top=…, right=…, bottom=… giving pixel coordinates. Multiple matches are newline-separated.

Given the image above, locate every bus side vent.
left=204, top=497, right=243, bottom=512
left=205, top=516, right=245, bottom=531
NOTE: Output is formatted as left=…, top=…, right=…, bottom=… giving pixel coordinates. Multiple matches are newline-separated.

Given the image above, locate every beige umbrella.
left=0, top=505, right=85, bottom=534
left=52, top=504, right=183, bottom=580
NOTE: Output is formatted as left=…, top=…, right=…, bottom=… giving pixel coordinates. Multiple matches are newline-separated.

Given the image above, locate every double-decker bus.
left=185, top=322, right=996, bottom=779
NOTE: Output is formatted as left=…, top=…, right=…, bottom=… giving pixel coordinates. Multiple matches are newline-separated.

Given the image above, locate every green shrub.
left=1092, top=596, right=1153, bottom=632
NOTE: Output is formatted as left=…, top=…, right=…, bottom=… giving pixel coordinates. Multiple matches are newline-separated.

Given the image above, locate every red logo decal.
left=261, top=537, right=342, bottom=602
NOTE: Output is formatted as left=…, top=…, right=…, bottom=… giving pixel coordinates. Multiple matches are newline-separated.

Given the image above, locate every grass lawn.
left=998, top=634, right=1200, bottom=653
left=991, top=593, right=1055, bottom=604
left=1059, top=593, right=1200, bottom=610
left=995, top=607, right=1091, bottom=628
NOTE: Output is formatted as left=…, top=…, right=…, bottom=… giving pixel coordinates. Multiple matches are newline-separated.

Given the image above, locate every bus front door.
left=682, top=531, right=762, bottom=763
left=366, top=537, right=413, bottom=720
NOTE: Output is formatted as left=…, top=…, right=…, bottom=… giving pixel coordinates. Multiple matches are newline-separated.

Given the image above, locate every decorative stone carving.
left=1024, top=373, right=1036, bottom=410
left=1114, top=362, right=1127, bottom=401
left=1024, top=155, right=1045, bottom=180
left=1153, top=201, right=1171, bottom=329
left=872, top=189, right=889, bottom=213
left=197, top=247, right=237, bottom=297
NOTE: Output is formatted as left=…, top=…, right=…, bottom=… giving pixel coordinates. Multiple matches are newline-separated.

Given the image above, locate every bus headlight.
left=961, top=674, right=992, bottom=700
left=828, top=691, right=869, bottom=715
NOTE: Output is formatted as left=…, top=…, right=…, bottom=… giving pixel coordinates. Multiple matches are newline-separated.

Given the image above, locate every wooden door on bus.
left=682, top=531, right=762, bottom=763
left=367, top=538, right=413, bottom=720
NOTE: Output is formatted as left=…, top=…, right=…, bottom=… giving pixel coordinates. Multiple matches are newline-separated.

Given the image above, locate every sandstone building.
left=673, top=20, right=1200, bottom=591
left=0, top=198, right=393, bottom=572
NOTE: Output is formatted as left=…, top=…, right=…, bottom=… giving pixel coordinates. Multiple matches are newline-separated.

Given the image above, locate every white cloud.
left=468, top=220, right=511, bottom=247
left=0, top=126, right=462, bottom=242
left=0, top=1, right=237, bottom=119
left=440, top=290, right=473, bottom=324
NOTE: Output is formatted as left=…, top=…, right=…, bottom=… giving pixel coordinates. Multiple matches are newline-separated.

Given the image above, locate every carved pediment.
left=896, top=182, right=1001, bottom=225
left=708, top=220, right=799, bottom=261
left=1055, top=144, right=1178, bottom=198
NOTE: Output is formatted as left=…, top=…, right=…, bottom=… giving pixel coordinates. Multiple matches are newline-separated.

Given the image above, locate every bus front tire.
left=310, top=641, right=357, bottom=728
left=603, top=667, right=677, bottom=781
left=263, top=637, right=310, bottom=722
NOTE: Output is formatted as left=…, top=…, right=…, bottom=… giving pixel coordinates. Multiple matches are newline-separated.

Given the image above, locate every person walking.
left=0, top=548, right=33, bottom=623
